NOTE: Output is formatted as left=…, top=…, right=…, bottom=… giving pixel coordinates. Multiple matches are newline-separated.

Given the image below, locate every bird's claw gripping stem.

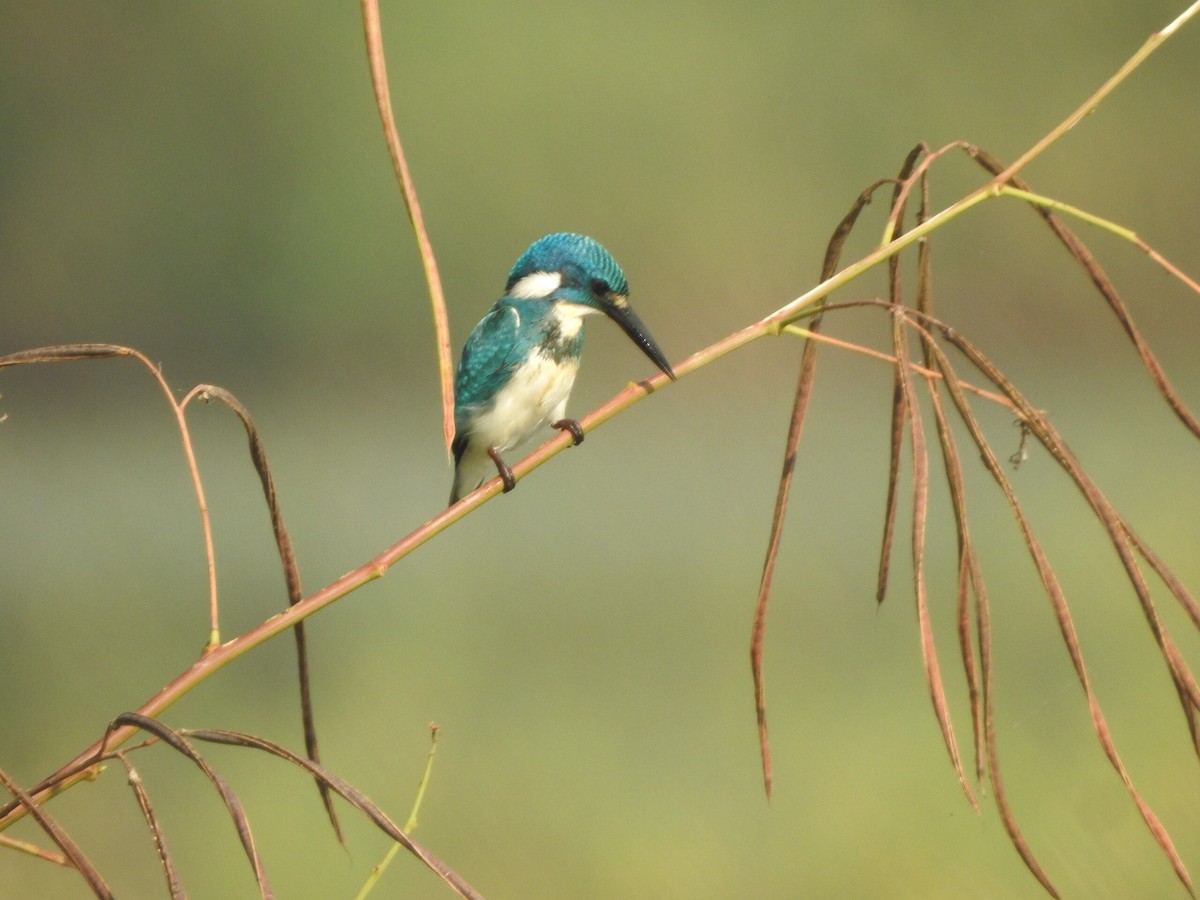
left=487, top=447, right=517, bottom=492
left=552, top=418, right=585, bottom=446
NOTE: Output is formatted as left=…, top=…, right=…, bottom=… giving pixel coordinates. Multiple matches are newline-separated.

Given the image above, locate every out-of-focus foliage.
left=2, top=2, right=1198, bottom=897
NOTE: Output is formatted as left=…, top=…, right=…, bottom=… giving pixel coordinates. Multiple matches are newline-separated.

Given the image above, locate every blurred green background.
left=3, top=2, right=1200, bottom=897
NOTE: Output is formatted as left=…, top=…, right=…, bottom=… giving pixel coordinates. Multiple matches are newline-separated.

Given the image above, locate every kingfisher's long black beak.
left=602, top=293, right=676, bottom=381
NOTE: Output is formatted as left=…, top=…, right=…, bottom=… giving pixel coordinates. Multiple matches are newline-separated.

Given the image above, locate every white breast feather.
left=468, top=351, right=580, bottom=454
left=451, top=300, right=602, bottom=498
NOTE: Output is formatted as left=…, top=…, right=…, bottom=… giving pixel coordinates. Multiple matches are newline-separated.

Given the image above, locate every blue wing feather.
left=455, top=304, right=523, bottom=407
left=452, top=301, right=539, bottom=460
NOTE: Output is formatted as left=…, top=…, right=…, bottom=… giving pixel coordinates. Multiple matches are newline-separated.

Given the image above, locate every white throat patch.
left=508, top=270, right=563, bottom=299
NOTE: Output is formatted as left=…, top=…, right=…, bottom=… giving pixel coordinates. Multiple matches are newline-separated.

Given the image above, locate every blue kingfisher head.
left=448, top=232, right=674, bottom=504
left=503, top=233, right=675, bottom=378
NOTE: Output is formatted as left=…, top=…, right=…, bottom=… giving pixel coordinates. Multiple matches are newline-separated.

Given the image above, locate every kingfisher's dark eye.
left=591, top=279, right=610, bottom=297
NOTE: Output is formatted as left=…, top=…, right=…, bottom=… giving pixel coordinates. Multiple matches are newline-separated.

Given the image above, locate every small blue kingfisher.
left=449, top=232, right=675, bottom=505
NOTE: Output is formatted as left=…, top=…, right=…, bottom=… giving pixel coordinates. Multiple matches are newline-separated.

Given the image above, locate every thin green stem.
left=992, top=1, right=1200, bottom=184
left=353, top=725, right=440, bottom=900
left=999, top=186, right=1200, bottom=295
left=1000, top=187, right=1136, bottom=239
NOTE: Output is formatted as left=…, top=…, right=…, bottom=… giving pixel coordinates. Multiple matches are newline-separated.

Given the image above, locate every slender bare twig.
left=990, top=1, right=1200, bottom=187
left=185, top=385, right=343, bottom=843
left=360, top=0, right=455, bottom=455
left=0, top=344, right=220, bottom=645
left=781, top=323, right=1019, bottom=410
left=180, top=728, right=480, bottom=900
left=0, top=834, right=69, bottom=866
left=84, top=722, right=475, bottom=899
left=107, top=714, right=274, bottom=898
left=116, top=753, right=186, bottom=900
left=0, top=764, right=112, bottom=898
left=354, top=722, right=441, bottom=900
left=967, top=147, right=1200, bottom=441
